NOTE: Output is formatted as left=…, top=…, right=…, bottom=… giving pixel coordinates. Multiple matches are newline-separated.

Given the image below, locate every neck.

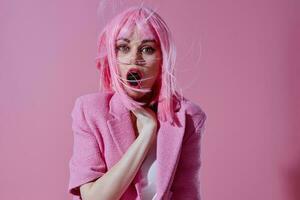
left=137, top=91, right=153, bottom=105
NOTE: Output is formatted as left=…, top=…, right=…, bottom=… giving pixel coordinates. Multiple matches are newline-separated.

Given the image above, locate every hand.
left=131, top=106, right=158, bottom=140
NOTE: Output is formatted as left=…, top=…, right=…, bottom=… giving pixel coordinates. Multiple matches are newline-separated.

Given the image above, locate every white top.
left=140, top=138, right=158, bottom=200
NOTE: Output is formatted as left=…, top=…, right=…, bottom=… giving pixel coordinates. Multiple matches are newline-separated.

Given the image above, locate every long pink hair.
left=95, top=5, right=183, bottom=126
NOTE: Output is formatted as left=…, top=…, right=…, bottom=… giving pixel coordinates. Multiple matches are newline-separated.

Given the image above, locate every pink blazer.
left=68, top=91, right=207, bottom=200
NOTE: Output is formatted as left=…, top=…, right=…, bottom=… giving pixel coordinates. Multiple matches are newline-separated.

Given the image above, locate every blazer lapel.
left=106, top=92, right=136, bottom=156
left=106, top=92, right=144, bottom=198
left=106, top=92, right=186, bottom=200
left=155, top=106, right=186, bottom=199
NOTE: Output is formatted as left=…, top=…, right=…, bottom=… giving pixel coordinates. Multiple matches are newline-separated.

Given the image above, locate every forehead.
left=117, top=20, right=158, bottom=42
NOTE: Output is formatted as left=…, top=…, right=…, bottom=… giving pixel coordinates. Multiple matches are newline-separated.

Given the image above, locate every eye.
left=116, top=44, right=130, bottom=53
left=140, top=46, right=156, bottom=54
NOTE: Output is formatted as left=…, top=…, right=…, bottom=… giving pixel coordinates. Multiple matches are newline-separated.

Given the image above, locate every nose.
left=130, top=48, right=145, bottom=66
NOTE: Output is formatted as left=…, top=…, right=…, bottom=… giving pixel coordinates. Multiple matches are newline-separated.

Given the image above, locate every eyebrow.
left=116, top=37, right=157, bottom=44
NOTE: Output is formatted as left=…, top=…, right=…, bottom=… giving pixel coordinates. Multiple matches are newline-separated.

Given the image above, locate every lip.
left=126, top=68, right=143, bottom=88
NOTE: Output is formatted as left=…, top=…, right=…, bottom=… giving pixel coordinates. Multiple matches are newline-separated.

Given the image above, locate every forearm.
left=81, top=133, right=154, bottom=200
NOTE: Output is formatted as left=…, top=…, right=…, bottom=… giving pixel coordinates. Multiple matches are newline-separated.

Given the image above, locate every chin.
left=126, top=90, right=145, bottom=100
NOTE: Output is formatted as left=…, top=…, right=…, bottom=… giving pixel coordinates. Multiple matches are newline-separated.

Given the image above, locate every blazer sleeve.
left=170, top=109, right=207, bottom=200
left=68, top=97, right=107, bottom=198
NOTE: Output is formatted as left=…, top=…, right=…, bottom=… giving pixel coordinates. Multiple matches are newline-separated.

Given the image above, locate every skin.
left=80, top=107, right=158, bottom=200
left=115, top=25, right=162, bottom=104
left=116, top=25, right=162, bottom=135
left=79, top=25, right=161, bottom=200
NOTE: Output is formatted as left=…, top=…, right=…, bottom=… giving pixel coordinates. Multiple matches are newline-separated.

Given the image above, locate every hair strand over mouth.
left=95, top=5, right=182, bottom=126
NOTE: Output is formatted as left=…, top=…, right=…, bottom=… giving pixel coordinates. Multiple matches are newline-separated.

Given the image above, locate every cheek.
left=144, top=54, right=161, bottom=75
left=117, top=54, right=131, bottom=64
left=117, top=65, right=127, bottom=77
left=144, top=52, right=162, bottom=66
left=147, top=63, right=161, bottom=79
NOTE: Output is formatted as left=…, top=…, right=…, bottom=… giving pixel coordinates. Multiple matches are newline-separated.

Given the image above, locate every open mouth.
left=126, top=69, right=143, bottom=88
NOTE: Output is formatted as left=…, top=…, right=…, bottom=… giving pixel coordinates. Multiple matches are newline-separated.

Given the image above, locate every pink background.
left=1, top=0, right=299, bottom=199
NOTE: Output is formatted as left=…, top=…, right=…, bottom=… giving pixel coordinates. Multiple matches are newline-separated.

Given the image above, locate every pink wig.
left=95, top=5, right=183, bottom=126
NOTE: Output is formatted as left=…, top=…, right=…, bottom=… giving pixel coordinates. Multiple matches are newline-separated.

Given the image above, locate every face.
left=115, top=25, right=162, bottom=102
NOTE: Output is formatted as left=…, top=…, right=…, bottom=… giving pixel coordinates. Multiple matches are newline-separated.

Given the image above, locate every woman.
left=68, top=6, right=207, bottom=200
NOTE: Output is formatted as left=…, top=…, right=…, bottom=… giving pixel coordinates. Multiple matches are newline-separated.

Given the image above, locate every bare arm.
left=80, top=107, right=157, bottom=200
